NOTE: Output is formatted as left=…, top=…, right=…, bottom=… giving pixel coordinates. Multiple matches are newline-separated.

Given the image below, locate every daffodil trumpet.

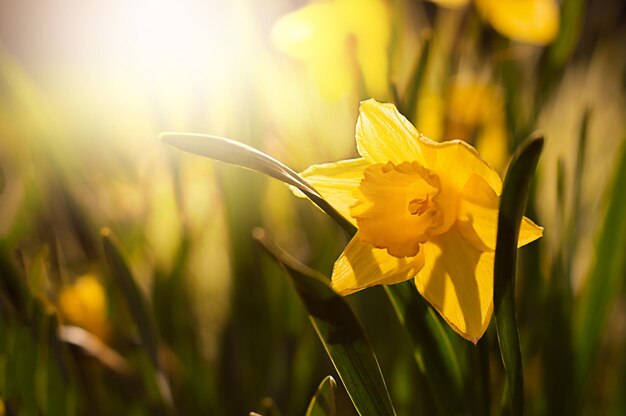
left=296, top=99, right=542, bottom=342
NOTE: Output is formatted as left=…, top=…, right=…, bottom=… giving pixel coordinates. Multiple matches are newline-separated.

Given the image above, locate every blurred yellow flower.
left=297, top=99, right=542, bottom=342
left=58, top=275, right=109, bottom=340
left=417, top=75, right=509, bottom=172
left=429, top=0, right=469, bottom=8
left=271, top=0, right=390, bottom=100
left=446, top=76, right=509, bottom=172
left=430, top=0, right=559, bottom=44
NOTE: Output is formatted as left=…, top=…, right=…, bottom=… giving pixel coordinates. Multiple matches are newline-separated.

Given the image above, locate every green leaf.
left=101, top=229, right=174, bottom=412
left=253, top=228, right=396, bottom=416
left=494, top=134, right=544, bottom=416
left=306, top=376, right=337, bottom=416
left=384, top=282, right=468, bottom=415
left=574, top=137, right=626, bottom=392
left=161, top=133, right=355, bottom=235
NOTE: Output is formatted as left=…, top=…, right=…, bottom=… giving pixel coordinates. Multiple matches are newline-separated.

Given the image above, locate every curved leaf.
left=494, top=134, right=544, bottom=416
left=161, top=133, right=355, bottom=234
left=253, top=228, right=396, bottom=416
left=306, top=376, right=337, bottom=416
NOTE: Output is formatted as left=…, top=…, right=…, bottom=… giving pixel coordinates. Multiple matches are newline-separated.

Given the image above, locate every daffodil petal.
left=415, top=226, right=494, bottom=343
left=332, top=233, right=424, bottom=295
left=421, top=137, right=503, bottom=195
left=519, top=216, right=544, bottom=247
left=356, top=100, right=502, bottom=195
left=457, top=174, right=543, bottom=252
left=292, top=158, right=369, bottom=225
left=456, top=174, right=500, bottom=252
left=475, top=0, right=560, bottom=45
left=355, top=99, right=433, bottom=165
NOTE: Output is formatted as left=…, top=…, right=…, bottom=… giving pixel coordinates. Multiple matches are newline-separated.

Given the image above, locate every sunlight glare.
left=116, top=1, right=239, bottom=85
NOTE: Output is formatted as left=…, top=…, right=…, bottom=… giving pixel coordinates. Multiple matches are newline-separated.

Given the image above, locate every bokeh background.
left=1, top=0, right=625, bottom=414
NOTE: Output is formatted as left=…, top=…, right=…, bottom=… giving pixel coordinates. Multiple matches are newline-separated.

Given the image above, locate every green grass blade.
left=494, top=134, right=544, bottom=416
left=567, top=109, right=590, bottom=273
left=101, top=229, right=174, bottom=412
left=161, top=133, right=355, bottom=235
left=542, top=111, right=590, bottom=414
left=574, top=137, right=626, bottom=393
left=547, top=0, right=586, bottom=70
left=60, top=188, right=99, bottom=263
left=384, top=282, right=468, bottom=415
left=0, top=243, right=32, bottom=323
left=102, top=229, right=159, bottom=365
left=306, top=376, right=337, bottom=416
left=253, top=228, right=396, bottom=416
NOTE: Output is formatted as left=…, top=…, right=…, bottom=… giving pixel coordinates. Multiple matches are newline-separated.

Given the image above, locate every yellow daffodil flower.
left=429, top=0, right=559, bottom=45
left=297, top=99, right=542, bottom=342
left=271, top=0, right=390, bottom=100
left=58, top=275, right=109, bottom=340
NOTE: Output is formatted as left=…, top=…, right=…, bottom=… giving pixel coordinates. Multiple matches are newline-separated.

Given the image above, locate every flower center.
left=408, top=195, right=431, bottom=216
left=350, top=161, right=444, bottom=258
